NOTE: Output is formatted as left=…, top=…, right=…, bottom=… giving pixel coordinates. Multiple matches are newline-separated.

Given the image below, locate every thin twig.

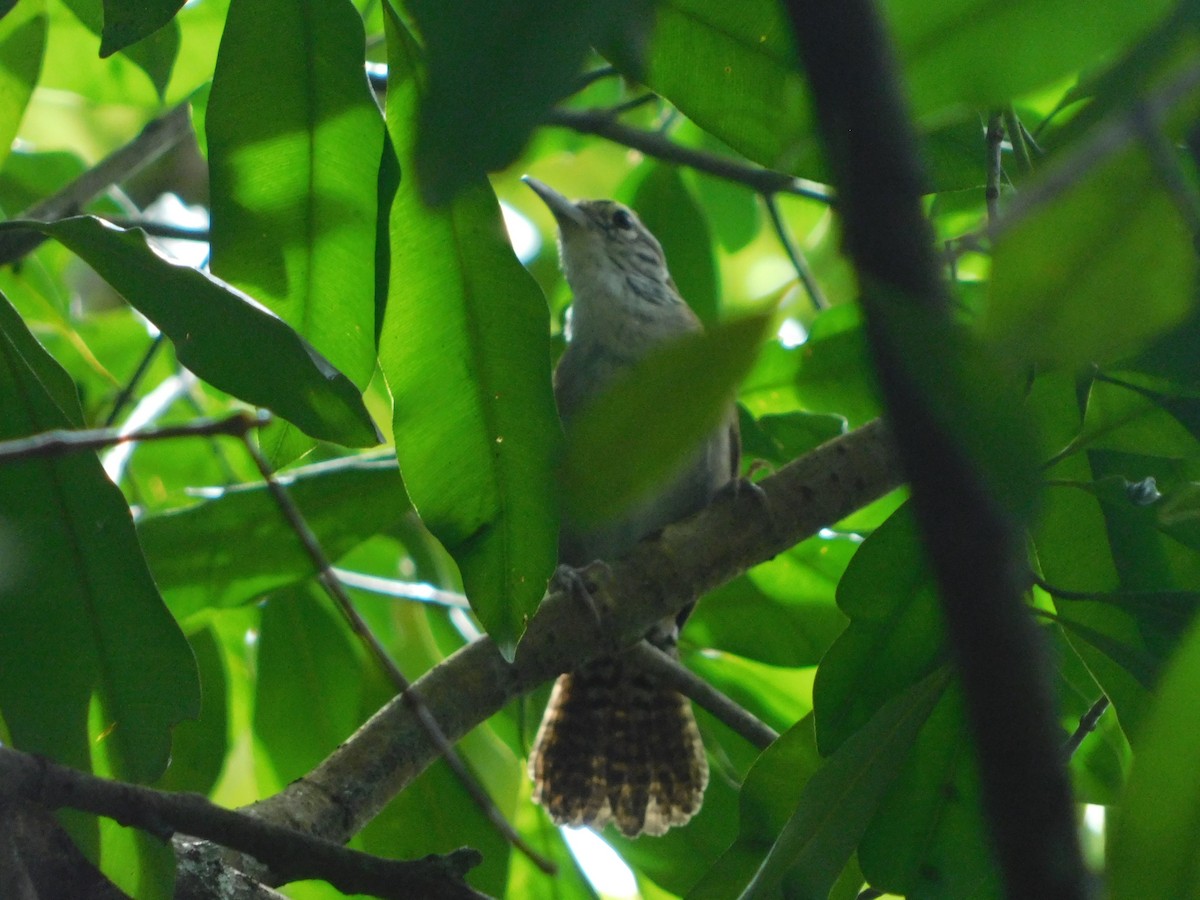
left=0, top=104, right=193, bottom=266
left=0, top=747, right=484, bottom=900
left=103, top=334, right=166, bottom=427
left=985, top=113, right=1004, bottom=230
left=544, top=106, right=835, bottom=203
left=1064, top=696, right=1110, bottom=758
left=1003, top=106, right=1035, bottom=175
left=569, top=65, right=619, bottom=96
left=628, top=642, right=779, bottom=750
left=1133, top=102, right=1200, bottom=236
left=763, top=192, right=828, bottom=310
left=0, top=410, right=266, bottom=465
left=237, top=437, right=557, bottom=876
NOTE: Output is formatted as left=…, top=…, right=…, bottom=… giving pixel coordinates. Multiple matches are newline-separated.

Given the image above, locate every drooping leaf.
left=59, top=0, right=179, bottom=98
left=0, top=291, right=200, bottom=787
left=380, top=5, right=561, bottom=658
left=5, top=216, right=381, bottom=447
left=563, top=312, right=772, bottom=526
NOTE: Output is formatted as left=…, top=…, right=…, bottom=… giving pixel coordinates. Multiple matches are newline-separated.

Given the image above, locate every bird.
left=522, top=176, right=739, bottom=837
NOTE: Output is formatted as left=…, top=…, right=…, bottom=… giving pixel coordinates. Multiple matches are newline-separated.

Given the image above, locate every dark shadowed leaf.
left=0, top=0, right=45, bottom=173
left=409, top=0, right=654, bottom=203
left=99, top=0, right=185, bottom=56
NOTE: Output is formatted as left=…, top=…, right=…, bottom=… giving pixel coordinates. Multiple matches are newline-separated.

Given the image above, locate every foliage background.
left=3, top=0, right=1200, bottom=897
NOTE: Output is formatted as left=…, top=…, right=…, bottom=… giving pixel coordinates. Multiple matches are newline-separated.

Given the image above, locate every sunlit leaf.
left=380, top=5, right=560, bottom=658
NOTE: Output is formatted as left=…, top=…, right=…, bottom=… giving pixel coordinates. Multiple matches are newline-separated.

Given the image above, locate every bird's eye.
left=612, top=209, right=634, bottom=230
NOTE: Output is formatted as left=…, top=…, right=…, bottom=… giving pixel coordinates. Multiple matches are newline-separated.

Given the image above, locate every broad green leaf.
left=739, top=668, right=951, bottom=899
left=1109, top=614, right=1200, bottom=899
left=208, top=0, right=390, bottom=461
left=814, top=504, right=947, bottom=752
left=0, top=0, right=45, bottom=173
left=563, top=312, right=772, bottom=525
left=690, top=715, right=824, bottom=899
left=792, top=306, right=880, bottom=428
left=629, top=163, right=720, bottom=324
left=642, top=0, right=821, bottom=177
left=100, top=0, right=186, bottom=56
left=737, top=408, right=846, bottom=469
left=254, top=586, right=368, bottom=784
left=884, top=0, right=1175, bottom=118
left=380, top=5, right=561, bottom=658
left=6, top=216, right=381, bottom=447
left=408, top=0, right=654, bottom=202
left=859, top=685, right=1000, bottom=899
left=986, top=148, right=1197, bottom=370
left=138, top=455, right=409, bottom=620
left=155, top=627, right=229, bottom=796
left=0, top=291, right=200, bottom=787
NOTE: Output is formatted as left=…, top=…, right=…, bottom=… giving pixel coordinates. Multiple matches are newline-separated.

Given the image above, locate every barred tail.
left=529, top=653, right=708, bottom=837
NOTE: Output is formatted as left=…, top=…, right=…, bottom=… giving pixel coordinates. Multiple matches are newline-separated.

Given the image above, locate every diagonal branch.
left=243, top=418, right=902, bottom=845
left=0, top=746, right=484, bottom=900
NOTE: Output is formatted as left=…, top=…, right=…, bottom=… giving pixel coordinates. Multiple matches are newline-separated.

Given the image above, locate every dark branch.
left=0, top=410, right=266, bottom=465
left=764, top=193, right=828, bottom=310
left=628, top=641, right=779, bottom=750
left=0, top=747, right=485, bottom=900
left=544, top=106, right=835, bottom=203
left=780, top=1, right=1088, bottom=897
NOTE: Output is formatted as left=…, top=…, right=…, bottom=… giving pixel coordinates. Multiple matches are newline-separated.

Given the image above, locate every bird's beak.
left=522, top=176, right=587, bottom=229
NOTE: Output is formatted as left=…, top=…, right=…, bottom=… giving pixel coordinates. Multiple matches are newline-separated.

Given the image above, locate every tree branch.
left=0, top=747, right=485, bottom=900
left=543, top=106, right=834, bottom=203
left=243, top=418, right=901, bottom=845
left=0, top=104, right=193, bottom=266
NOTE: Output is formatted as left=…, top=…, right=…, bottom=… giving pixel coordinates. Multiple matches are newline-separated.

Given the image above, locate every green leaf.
left=8, top=216, right=381, bottom=447
left=884, top=0, right=1175, bottom=118
left=642, top=0, right=820, bottom=177
left=408, top=0, right=654, bottom=202
left=740, top=668, right=951, bottom=899
left=690, top=715, right=824, bottom=899
left=59, top=0, right=179, bottom=99
left=0, top=290, right=200, bottom=785
left=629, top=164, right=720, bottom=324
left=0, top=0, right=45, bottom=173
left=138, top=455, right=410, bottom=620
left=814, top=504, right=947, bottom=753
left=986, top=148, right=1198, bottom=370
left=563, top=312, right=772, bottom=525
left=380, top=5, right=561, bottom=658
left=207, top=0, right=391, bottom=461
left=859, top=685, right=1001, bottom=899
left=1109, top=615, right=1200, bottom=899
left=99, top=0, right=185, bottom=56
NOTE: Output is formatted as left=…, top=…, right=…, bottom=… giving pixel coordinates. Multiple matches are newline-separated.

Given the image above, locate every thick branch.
left=0, top=747, right=484, bottom=900
left=780, top=1, right=1087, bottom=897
left=246, top=418, right=901, bottom=843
